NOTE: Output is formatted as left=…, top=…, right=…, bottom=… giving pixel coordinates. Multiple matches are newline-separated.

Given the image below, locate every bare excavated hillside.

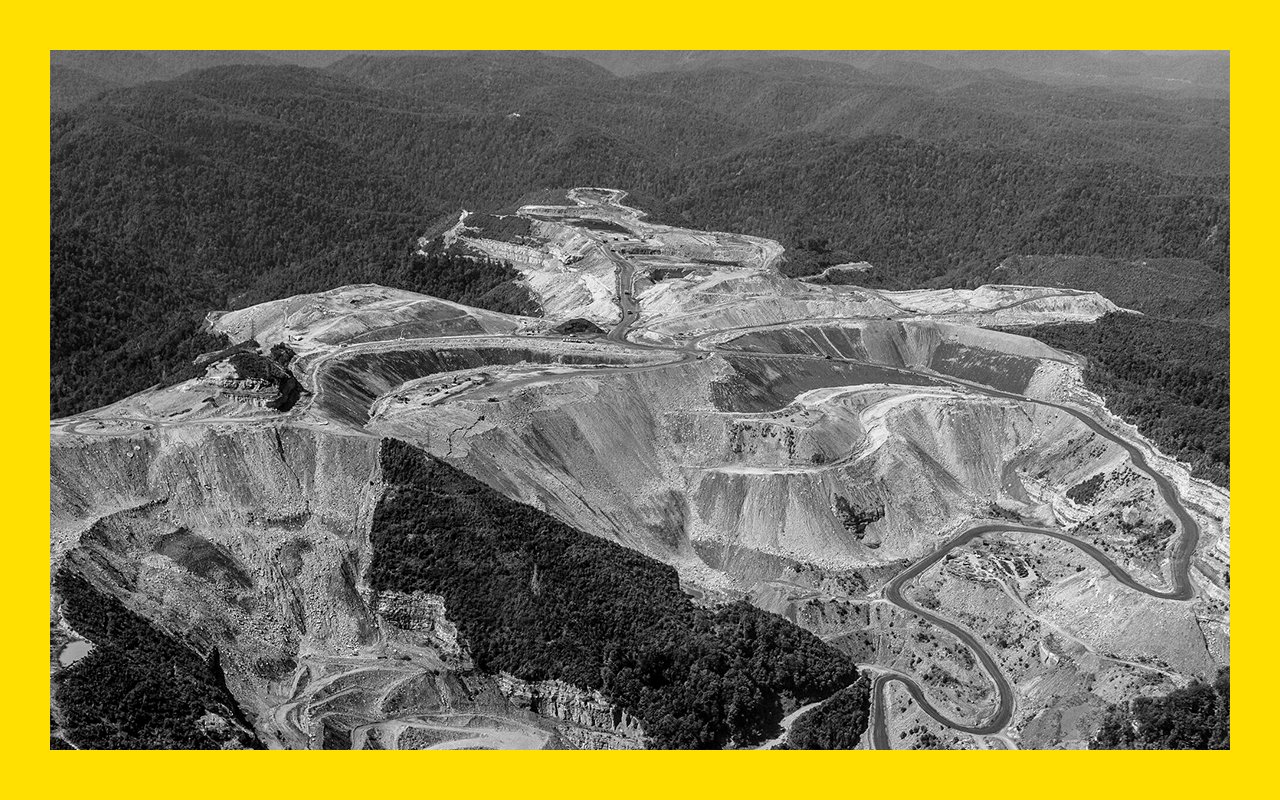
left=50, top=188, right=1228, bottom=750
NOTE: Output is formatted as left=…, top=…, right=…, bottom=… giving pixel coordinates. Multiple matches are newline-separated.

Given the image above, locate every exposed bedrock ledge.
left=496, top=672, right=646, bottom=749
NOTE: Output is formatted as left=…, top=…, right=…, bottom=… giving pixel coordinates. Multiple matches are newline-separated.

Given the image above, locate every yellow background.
left=6, top=1, right=1264, bottom=792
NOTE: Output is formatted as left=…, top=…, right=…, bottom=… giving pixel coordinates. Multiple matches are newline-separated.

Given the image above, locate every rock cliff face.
left=373, top=591, right=462, bottom=656
left=496, top=673, right=645, bottom=749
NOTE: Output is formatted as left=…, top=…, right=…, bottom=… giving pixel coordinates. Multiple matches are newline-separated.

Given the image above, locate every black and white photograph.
left=48, top=49, right=1230, bottom=750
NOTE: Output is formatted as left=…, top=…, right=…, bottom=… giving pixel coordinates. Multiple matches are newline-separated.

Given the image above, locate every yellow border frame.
left=9, top=1, right=1268, bottom=793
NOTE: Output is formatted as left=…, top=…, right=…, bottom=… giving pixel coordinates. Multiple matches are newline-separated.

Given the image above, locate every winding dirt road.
left=864, top=370, right=1201, bottom=748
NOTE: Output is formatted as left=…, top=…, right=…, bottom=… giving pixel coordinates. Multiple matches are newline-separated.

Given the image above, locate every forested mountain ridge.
left=51, top=52, right=1227, bottom=417
left=326, top=52, right=1227, bottom=175
left=54, top=50, right=1228, bottom=112
left=50, top=50, right=287, bottom=111
left=548, top=50, right=1229, bottom=98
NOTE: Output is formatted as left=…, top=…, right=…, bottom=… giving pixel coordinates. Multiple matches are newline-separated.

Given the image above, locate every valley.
left=49, top=187, right=1229, bottom=750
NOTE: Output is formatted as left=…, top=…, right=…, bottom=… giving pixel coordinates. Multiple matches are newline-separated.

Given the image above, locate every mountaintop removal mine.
left=51, top=188, right=1228, bottom=750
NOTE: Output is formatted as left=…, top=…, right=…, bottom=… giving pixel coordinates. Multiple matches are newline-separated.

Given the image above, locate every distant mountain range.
left=548, top=50, right=1229, bottom=94
left=51, top=50, right=285, bottom=110
left=51, top=49, right=1228, bottom=112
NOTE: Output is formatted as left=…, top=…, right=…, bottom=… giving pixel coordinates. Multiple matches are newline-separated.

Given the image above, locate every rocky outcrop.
left=373, top=590, right=463, bottom=656
left=496, top=673, right=645, bottom=749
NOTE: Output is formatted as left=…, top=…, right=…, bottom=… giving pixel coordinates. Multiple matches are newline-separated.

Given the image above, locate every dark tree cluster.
left=1067, top=473, right=1107, bottom=505
left=369, top=439, right=857, bottom=749
left=1091, top=668, right=1229, bottom=749
left=268, top=342, right=296, bottom=366
left=53, top=570, right=260, bottom=750
left=565, top=217, right=633, bottom=235
left=649, top=267, right=693, bottom=282
left=464, top=213, right=536, bottom=243
left=549, top=317, right=605, bottom=336
left=833, top=496, right=884, bottom=537
left=780, top=237, right=870, bottom=283
left=226, top=349, right=303, bottom=411
left=773, top=675, right=872, bottom=750
left=408, top=246, right=539, bottom=317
